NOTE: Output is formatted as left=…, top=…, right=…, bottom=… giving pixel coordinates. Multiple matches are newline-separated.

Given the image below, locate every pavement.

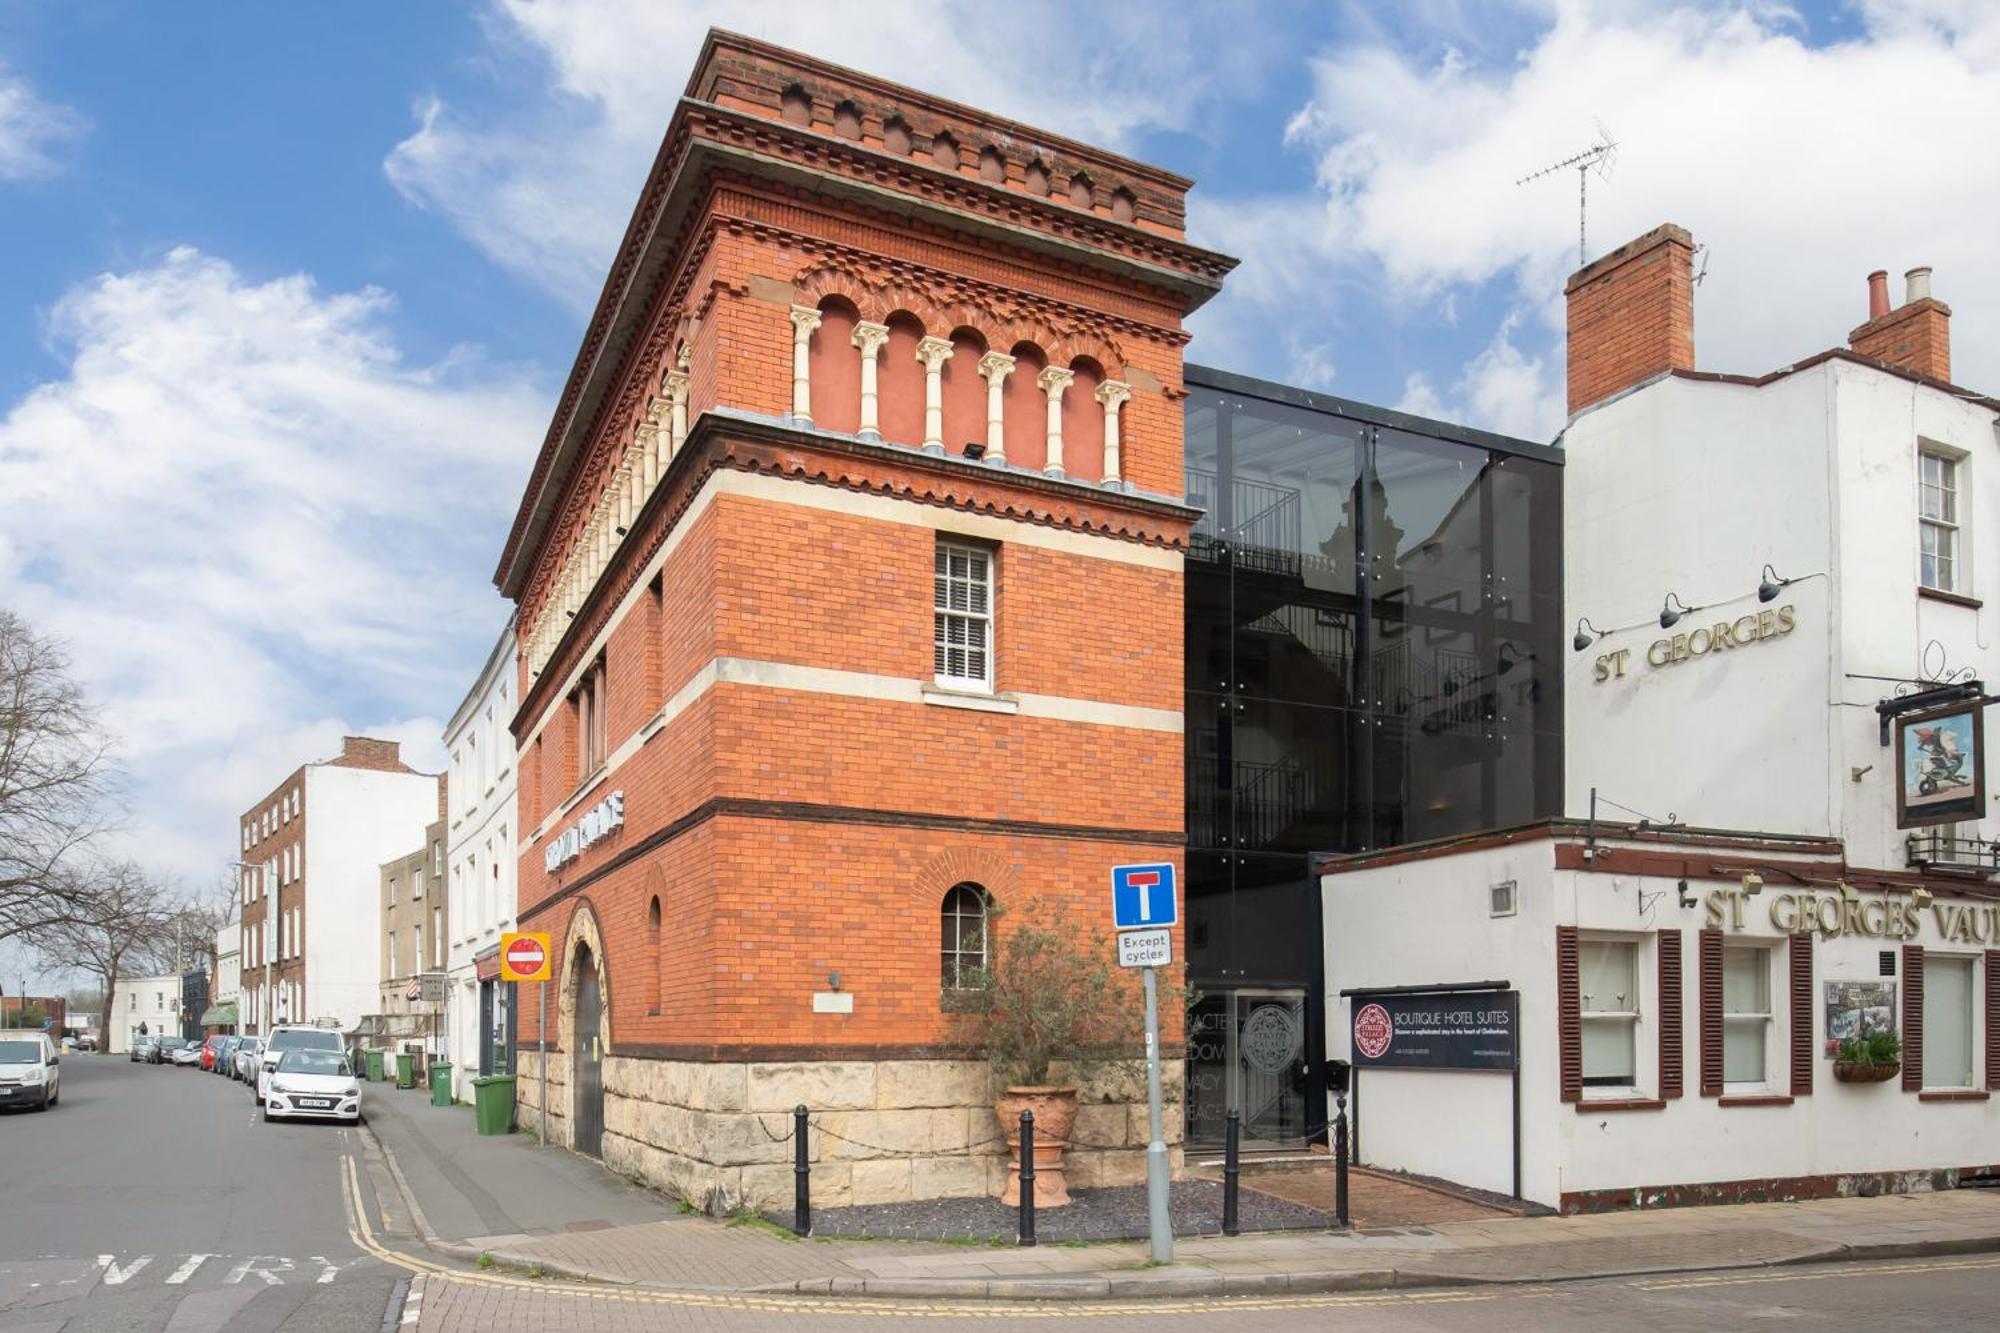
left=355, top=1077, right=2000, bottom=1303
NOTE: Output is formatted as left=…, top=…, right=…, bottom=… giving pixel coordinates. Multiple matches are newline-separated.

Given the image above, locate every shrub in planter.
left=1833, top=1029, right=1902, bottom=1084
left=968, top=898, right=1150, bottom=1206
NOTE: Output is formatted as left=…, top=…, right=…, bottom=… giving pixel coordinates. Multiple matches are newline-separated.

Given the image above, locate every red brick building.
left=497, top=31, right=1233, bottom=1209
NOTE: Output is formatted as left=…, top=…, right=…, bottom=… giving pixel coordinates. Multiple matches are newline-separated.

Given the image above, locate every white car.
left=0, top=1031, right=60, bottom=1111
left=262, top=1048, right=361, bottom=1124
left=254, top=1025, right=345, bottom=1105
left=169, top=1040, right=203, bottom=1067
left=233, top=1037, right=263, bottom=1082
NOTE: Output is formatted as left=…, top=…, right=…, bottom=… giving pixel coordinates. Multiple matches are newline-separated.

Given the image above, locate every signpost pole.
left=1142, top=963, right=1172, bottom=1264
left=538, top=977, right=549, bottom=1148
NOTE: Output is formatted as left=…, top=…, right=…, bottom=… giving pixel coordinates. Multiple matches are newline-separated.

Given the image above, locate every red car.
left=201, top=1035, right=228, bottom=1071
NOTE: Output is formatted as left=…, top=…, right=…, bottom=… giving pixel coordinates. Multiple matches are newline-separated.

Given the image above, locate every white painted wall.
left=107, top=975, right=184, bottom=1053
left=301, top=764, right=440, bottom=1031
left=1565, top=362, right=2000, bottom=863
left=444, top=622, right=518, bottom=1100
left=1326, top=839, right=2000, bottom=1208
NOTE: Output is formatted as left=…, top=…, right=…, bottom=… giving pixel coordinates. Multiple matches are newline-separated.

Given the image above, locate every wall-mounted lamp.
left=1740, top=872, right=1764, bottom=896
left=1757, top=563, right=1794, bottom=603
left=1660, top=593, right=1697, bottom=629
left=827, top=970, right=843, bottom=992
left=1571, top=617, right=1606, bottom=653
left=962, top=440, right=986, bottom=461
left=1910, top=886, right=1934, bottom=910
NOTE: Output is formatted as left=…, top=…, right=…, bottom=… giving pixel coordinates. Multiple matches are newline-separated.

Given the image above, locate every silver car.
left=233, top=1037, right=264, bottom=1082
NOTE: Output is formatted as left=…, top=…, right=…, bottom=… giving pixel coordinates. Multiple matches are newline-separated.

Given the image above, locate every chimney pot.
left=1905, top=266, right=1933, bottom=304
left=1867, top=270, right=1890, bottom=319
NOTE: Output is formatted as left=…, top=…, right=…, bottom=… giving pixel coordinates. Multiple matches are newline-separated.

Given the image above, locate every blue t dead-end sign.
left=1112, top=862, right=1177, bottom=931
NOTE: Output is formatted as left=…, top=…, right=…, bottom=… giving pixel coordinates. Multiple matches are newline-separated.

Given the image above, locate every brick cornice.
left=518, top=409, right=1197, bottom=722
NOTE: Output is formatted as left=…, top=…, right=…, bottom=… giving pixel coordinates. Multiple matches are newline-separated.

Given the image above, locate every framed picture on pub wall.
left=1894, top=701, right=1985, bottom=828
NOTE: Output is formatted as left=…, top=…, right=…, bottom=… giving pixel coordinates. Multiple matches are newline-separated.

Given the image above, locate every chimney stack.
left=1564, top=223, right=1696, bottom=415
left=1849, top=264, right=1951, bottom=383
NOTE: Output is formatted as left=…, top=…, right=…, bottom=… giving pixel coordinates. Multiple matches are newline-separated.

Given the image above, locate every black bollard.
left=793, top=1104, right=811, bottom=1237
left=1333, top=1091, right=1350, bottom=1229
left=1018, top=1109, right=1037, bottom=1247
left=1222, top=1108, right=1241, bottom=1236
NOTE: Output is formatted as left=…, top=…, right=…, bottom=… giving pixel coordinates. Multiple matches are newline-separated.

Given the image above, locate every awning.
left=198, top=1002, right=238, bottom=1028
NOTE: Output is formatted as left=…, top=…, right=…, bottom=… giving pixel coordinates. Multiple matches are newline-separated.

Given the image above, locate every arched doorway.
left=572, top=945, right=605, bottom=1157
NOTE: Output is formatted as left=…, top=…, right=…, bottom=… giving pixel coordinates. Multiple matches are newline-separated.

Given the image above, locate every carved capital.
left=788, top=304, right=823, bottom=336
left=663, top=369, right=690, bottom=399
left=915, top=335, right=955, bottom=372
left=1037, top=365, right=1076, bottom=395
left=1095, top=379, right=1132, bottom=409
left=977, top=351, right=1016, bottom=383
left=850, top=320, right=891, bottom=356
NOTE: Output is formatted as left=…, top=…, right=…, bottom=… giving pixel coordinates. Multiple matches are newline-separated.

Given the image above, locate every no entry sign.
left=500, top=931, right=552, bottom=983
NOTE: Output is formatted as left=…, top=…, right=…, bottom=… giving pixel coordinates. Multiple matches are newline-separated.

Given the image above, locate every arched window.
left=808, top=295, right=861, bottom=435
left=879, top=312, right=927, bottom=446
left=645, top=894, right=661, bottom=1016
left=1002, top=340, right=1047, bottom=471
left=940, top=883, right=990, bottom=993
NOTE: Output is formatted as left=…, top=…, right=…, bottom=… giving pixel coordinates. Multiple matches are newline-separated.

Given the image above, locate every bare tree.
left=33, top=860, right=175, bottom=1051
left=0, top=610, right=118, bottom=943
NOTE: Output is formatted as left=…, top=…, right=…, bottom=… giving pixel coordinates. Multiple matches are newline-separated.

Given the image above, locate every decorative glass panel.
left=1923, top=955, right=1975, bottom=1089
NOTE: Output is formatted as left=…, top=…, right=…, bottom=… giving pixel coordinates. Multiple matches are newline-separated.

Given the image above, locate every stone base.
left=526, top=1052, right=1182, bottom=1213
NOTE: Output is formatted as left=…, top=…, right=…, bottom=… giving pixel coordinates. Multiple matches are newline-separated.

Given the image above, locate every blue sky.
left=2, top=1, right=1997, bottom=987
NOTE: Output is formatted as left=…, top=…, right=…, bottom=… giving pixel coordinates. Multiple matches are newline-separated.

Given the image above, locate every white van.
left=0, top=1030, right=60, bottom=1111
left=253, top=1025, right=344, bottom=1105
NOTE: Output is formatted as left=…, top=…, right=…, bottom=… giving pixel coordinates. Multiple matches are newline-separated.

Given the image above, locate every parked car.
left=233, top=1037, right=264, bottom=1082
left=253, top=1026, right=344, bottom=1105
left=129, top=1035, right=155, bottom=1063
left=0, top=1031, right=60, bottom=1111
left=170, top=1040, right=202, bottom=1067
left=151, top=1036, right=185, bottom=1065
left=59, top=1036, right=78, bottom=1053
left=201, top=1036, right=227, bottom=1071
left=215, top=1036, right=239, bottom=1076
left=77, top=1033, right=97, bottom=1052
left=262, top=1048, right=361, bottom=1124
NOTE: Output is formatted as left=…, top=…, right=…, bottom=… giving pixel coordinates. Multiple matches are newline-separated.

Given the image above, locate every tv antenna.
left=1516, top=120, right=1618, bottom=268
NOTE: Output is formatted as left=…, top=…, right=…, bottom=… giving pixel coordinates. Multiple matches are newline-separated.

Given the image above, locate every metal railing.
left=1905, top=830, right=2000, bottom=873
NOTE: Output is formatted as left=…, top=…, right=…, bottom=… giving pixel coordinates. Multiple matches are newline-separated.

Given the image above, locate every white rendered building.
left=443, top=620, right=519, bottom=1101
left=237, top=738, right=443, bottom=1034
left=1324, top=227, right=2000, bottom=1213
left=108, top=975, right=184, bottom=1054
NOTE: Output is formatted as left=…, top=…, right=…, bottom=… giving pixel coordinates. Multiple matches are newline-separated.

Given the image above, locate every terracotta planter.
left=996, top=1085, right=1079, bottom=1207
left=1833, top=1060, right=1900, bottom=1084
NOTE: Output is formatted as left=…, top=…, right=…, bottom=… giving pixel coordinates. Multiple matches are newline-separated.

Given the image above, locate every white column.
left=1037, top=365, right=1075, bottom=478
left=634, top=412, right=660, bottom=494
left=916, top=336, right=953, bottom=453
left=788, top=305, right=822, bottom=424
left=1096, top=380, right=1131, bottom=488
left=977, top=352, right=1015, bottom=466
left=666, top=369, right=689, bottom=455
left=851, top=321, right=890, bottom=439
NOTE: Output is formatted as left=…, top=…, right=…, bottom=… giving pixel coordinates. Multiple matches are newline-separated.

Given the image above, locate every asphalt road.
left=409, top=1253, right=2000, bottom=1331
left=0, top=1052, right=399, bottom=1331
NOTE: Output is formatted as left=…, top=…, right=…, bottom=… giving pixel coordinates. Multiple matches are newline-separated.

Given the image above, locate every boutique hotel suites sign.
left=1591, top=605, right=1797, bottom=683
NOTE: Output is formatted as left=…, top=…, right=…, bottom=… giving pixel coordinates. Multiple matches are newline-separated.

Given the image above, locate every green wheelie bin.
left=365, top=1049, right=385, bottom=1082
left=472, top=1075, right=516, bottom=1135
left=395, top=1052, right=415, bottom=1089
left=429, top=1061, right=453, bottom=1107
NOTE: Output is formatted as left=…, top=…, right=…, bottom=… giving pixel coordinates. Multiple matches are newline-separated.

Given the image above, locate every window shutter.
left=1658, top=929, right=1684, bottom=1099
left=1699, top=928, right=1724, bottom=1097
left=1789, top=931, right=1814, bottom=1096
left=1557, top=925, right=1581, bottom=1103
left=1987, top=950, right=2000, bottom=1091
left=1902, top=945, right=1925, bottom=1092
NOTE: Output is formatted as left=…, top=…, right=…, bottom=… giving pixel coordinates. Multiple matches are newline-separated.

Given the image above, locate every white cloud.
left=0, top=64, right=84, bottom=180
left=386, top=0, right=1279, bottom=307
left=0, top=248, right=543, bottom=884
left=1262, top=0, right=2000, bottom=434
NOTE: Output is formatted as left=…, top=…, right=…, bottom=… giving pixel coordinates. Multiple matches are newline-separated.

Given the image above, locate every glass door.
left=1185, top=988, right=1311, bottom=1149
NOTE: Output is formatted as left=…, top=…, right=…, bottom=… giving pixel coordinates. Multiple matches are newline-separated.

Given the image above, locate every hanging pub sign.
left=1894, top=702, right=1985, bottom=829
left=1350, top=990, right=1517, bottom=1071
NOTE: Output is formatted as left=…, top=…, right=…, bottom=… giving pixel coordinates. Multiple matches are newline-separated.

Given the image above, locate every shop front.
left=1324, top=822, right=2000, bottom=1211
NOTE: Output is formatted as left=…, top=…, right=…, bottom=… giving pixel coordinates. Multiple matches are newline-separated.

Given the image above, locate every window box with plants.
left=1832, top=1030, right=1902, bottom=1084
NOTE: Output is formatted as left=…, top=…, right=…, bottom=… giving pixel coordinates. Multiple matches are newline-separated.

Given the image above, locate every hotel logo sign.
left=543, top=790, right=624, bottom=873
left=1592, top=605, right=1797, bottom=684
